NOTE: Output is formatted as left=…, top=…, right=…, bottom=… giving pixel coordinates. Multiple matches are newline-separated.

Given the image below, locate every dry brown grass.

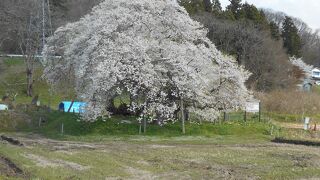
left=257, top=90, right=320, bottom=115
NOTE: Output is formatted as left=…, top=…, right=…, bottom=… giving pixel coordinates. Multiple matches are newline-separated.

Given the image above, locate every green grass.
left=0, top=126, right=320, bottom=180
left=3, top=57, right=25, bottom=67
left=0, top=57, right=73, bottom=108
left=15, top=110, right=270, bottom=142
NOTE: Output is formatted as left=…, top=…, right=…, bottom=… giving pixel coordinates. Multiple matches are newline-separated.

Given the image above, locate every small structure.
left=302, top=79, right=313, bottom=92
left=58, top=101, right=87, bottom=113
left=312, top=68, right=320, bottom=85
left=304, top=117, right=310, bottom=130
left=303, top=83, right=312, bottom=92
left=312, top=68, right=320, bottom=78
left=0, top=104, right=8, bottom=111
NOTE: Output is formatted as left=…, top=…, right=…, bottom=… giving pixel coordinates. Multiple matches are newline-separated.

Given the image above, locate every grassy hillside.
left=0, top=105, right=269, bottom=142
left=0, top=57, right=73, bottom=108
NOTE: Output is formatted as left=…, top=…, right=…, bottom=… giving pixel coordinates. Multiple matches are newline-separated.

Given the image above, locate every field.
left=1, top=131, right=320, bottom=180
left=0, top=110, right=319, bottom=180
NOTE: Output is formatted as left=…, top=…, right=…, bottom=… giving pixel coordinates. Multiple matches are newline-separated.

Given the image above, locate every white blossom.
left=290, top=57, right=314, bottom=78
left=43, top=0, right=251, bottom=122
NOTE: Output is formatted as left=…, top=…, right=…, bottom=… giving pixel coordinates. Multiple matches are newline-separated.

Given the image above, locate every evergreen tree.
left=239, top=3, right=262, bottom=23
left=51, top=0, right=65, bottom=9
left=234, top=3, right=268, bottom=28
left=221, top=10, right=236, bottom=20
left=269, top=21, right=281, bottom=40
left=281, top=16, right=302, bottom=57
left=203, top=0, right=212, bottom=12
left=226, top=0, right=242, bottom=19
left=212, top=0, right=222, bottom=14
left=178, top=0, right=204, bottom=15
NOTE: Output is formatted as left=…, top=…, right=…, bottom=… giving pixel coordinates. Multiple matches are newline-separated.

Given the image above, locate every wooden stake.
left=38, top=117, right=42, bottom=127
left=244, top=111, right=247, bottom=122
left=61, top=123, right=64, bottom=134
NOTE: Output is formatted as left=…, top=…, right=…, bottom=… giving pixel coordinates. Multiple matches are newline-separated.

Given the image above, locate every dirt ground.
left=0, top=134, right=320, bottom=179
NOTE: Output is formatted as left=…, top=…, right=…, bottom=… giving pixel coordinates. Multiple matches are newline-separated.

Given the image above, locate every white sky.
left=220, top=0, right=320, bottom=30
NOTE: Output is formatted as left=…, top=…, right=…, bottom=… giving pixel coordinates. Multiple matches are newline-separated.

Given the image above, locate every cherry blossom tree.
left=290, top=57, right=314, bottom=78
left=43, top=0, right=251, bottom=122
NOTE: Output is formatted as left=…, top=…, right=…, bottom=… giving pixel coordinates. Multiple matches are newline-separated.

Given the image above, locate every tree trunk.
left=26, top=68, right=33, bottom=97
left=143, top=115, right=147, bottom=134
left=181, top=98, right=186, bottom=134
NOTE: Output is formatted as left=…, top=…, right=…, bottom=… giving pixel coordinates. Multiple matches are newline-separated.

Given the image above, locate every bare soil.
left=0, top=156, right=26, bottom=178
left=0, top=135, right=24, bottom=146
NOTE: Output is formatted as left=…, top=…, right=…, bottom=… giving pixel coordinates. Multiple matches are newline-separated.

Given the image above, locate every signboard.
left=304, top=117, right=310, bottom=130
left=0, top=104, right=8, bottom=111
left=245, top=102, right=260, bottom=113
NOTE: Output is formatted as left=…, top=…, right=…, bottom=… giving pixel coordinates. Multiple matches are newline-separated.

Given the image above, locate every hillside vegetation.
left=0, top=57, right=72, bottom=107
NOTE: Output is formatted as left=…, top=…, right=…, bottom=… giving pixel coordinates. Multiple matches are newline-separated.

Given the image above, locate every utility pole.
left=42, top=0, right=45, bottom=51
left=41, top=0, right=53, bottom=57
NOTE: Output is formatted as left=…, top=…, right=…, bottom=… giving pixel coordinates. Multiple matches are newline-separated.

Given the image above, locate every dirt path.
left=4, top=133, right=311, bottom=151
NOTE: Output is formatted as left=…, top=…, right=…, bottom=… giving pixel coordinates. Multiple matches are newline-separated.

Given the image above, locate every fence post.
left=38, top=117, right=42, bottom=127
left=139, top=121, right=142, bottom=134
left=224, top=112, right=226, bottom=122
left=259, top=102, right=261, bottom=122
left=61, top=123, right=64, bottom=135
left=244, top=111, right=247, bottom=122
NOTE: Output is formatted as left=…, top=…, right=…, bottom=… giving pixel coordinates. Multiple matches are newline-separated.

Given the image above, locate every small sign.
left=304, top=117, right=310, bottom=130
left=304, top=117, right=310, bottom=124
left=246, top=102, right=260, bottom=113
left=0, top=104, right=8, bottom=111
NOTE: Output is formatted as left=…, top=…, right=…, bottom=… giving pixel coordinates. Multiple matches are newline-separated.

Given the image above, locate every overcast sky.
left=220, top=0, right=320, bottom=30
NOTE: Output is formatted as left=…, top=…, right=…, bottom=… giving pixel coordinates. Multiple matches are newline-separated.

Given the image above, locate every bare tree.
left=194, top=12, right=296, bottom=91
left=0, top=0, right=45, bottom=97
left=18, top=16, right=41, bottom=97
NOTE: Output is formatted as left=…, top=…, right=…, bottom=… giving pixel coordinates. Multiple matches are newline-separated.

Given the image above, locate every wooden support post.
left=67, top=100, right=74, bottom=113
left=181, top=99, right=186, bottom=134
left=139, top=115, right=143, bottom=134
left=139, top=122, right=142, bottom=134
left=143, top=116, right=147, bottom=134
left=224, top=112, right=226, bottom=122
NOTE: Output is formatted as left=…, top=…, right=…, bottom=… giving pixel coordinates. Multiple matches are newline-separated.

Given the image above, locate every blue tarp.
left=59, top=101, right=87, bottom=113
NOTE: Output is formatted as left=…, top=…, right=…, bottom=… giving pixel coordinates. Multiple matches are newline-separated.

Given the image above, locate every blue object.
left=59, top=101, right=87, bottom=113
